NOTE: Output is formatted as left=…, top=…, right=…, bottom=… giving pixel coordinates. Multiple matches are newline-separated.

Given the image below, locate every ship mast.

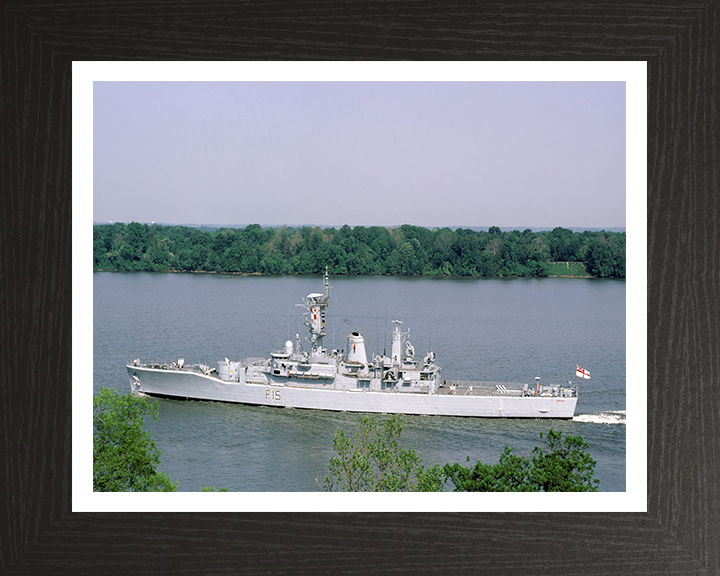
left=298, top=267, right=330, bottom=353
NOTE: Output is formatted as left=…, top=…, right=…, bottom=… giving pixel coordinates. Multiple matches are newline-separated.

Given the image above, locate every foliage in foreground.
left=444, top=429, right=600, bottom=492
left=93, top=388, right=178, bottom=492
left=322, top=414, right=445, bottom=492
left=323, top=416, right=600, bottom=493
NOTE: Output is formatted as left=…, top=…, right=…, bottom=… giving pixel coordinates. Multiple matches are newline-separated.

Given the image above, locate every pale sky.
left=93, top=81, right=626, bottom=229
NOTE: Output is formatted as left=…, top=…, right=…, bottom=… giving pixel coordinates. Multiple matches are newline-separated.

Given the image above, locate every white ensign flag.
left=576, top=365, right=591, bottom=379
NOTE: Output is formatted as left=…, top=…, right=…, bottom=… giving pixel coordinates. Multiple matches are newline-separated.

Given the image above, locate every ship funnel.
left=346, top=331, right=368, bottom=365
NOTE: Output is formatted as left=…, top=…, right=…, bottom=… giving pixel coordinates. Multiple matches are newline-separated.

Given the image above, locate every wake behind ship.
left=127, top=271, right=578, bottom=418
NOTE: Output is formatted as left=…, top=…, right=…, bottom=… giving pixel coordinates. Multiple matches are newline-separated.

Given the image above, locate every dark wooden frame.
left=2, top=2, right=717, bottom=574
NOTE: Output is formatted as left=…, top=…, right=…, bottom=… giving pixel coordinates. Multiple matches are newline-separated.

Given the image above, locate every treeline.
left=93, top=222, right=626, bottom=278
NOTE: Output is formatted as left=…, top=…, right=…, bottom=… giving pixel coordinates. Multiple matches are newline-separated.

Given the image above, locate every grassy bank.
left=546, top=261, right=592, bottom=278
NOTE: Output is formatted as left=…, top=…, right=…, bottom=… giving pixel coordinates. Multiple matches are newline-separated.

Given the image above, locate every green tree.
left=322, top=414, right=444, bottom=492
left=398, top=241, right=418, bottom=274
left=146, top=236, right=173, bottom=270
left=610, top=233, right=626, bottom=278
left=125, top=221, right=148, bottom=252
left=93, top=388, right=178, bottom=492
left=444, top=429, right=599, bottom=492
left=586, top=239, right=615, bottom=278
left=548, top=227, right=580, bottom=261
left=530, top=429, right=599, bottom=491
left=259, top=251, right=291, bottom=274
left=444, top=447, right=535, bottom=492
left=93, top=238, right=113, bottom=269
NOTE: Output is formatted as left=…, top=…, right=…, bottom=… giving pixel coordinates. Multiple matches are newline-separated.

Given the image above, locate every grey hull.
left=127, top=365, right=578, bottom=419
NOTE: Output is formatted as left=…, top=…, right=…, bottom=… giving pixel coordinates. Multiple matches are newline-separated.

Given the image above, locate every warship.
left=127, top=271, right=579, bottom=418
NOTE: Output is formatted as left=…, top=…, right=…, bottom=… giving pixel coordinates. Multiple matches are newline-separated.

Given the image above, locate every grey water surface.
left=93, top=272, right=626, bottom=492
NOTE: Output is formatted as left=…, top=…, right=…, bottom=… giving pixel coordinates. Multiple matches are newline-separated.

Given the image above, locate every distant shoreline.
left=93, top=223, right=625, bottom=279
left=92, top=269, right=603, bottom=279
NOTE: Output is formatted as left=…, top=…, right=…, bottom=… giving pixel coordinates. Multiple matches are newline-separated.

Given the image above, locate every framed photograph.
left=79, top=63, right=641, bottom=515
left=2, top=4, right=716, bottom=574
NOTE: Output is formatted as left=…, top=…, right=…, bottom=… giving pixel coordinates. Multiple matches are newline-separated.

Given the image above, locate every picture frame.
left=2, top=2, right=715, bottom=573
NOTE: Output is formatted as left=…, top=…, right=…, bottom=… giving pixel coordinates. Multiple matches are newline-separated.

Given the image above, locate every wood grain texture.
left=1, top=1, right=717, bottom=574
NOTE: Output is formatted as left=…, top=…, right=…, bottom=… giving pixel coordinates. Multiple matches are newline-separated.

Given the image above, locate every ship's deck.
left=438, top=381, right=576, bottom=398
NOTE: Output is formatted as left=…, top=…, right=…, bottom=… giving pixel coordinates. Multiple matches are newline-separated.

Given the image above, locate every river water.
left=93, top=272, right=626, bottom=492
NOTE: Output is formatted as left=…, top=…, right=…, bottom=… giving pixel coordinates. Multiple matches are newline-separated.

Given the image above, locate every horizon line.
left=93, top=222, right=627, bottom=232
